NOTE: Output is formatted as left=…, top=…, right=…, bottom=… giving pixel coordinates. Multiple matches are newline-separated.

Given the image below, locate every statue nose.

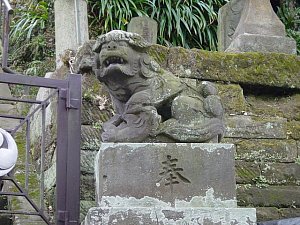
left=107, top=41, right=117, bottom=50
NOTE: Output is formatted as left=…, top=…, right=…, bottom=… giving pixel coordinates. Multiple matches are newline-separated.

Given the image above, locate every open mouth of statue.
left=104, top=56, right=126, bottom=67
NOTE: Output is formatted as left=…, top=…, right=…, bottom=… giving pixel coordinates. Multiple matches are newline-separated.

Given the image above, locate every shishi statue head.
left=93, top=30, right=160, bottom=102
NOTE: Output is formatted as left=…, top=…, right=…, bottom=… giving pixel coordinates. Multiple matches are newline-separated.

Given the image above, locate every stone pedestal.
left=220, top=0, right=296, bottom=54
left=83, top=143, right=256, bottom=224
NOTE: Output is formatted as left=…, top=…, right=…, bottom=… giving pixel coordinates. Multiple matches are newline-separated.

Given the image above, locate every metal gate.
left=0, top=72, right=82, bottom=225
left=0, top=0, right=82, bottom=223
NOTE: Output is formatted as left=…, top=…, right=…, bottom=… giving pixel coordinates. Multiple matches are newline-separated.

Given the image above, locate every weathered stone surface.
left=246, top=94, right=300, bottom=121
left=225, top=116, right=287, bottom=139
left=148, top=44, right=169, bottom=67
left=260, top=163, right=300, bottom=185
left=96, top=143, right=237, bottom=207
left=74, top=39, right=300, bottom=89
left=227, top=34, right=297, bottom=54
left=44, top=162, right=56, bottom=191
left=278, top=208, right=300, bottom=220
left=236, top=161, right=300, bottom=185
left=226, top=0, right=296, bottom=54
left=217, top=0, right=245, bottom=51
left=0, top=117, right=20, bottom=131
left=226, top=139, right=298, bottom=163
left=258, top=217, right=300, bottom=225
left=54, top=0, right=89, bottom=61
left=256, top=207, right=281, bottom=222
left=287, top=121, right=300, bottom=140
left=165, top=47, right=300, bottom=89
left=93, top=30, right=225, bottom=143
left=81, top=125, right=101, bottom=150
left=81, top=150, right=98, bottom=174
left=84, top=207, right=256, bottom=225
left=0, top=83, right=12, bottom=98
left=82, top=153, right=98, bottom=180
left=127, top=17, right=157, bottom=44
left=235, top=161, right=260, bottom=184
left=73, top=40, right=96, bottom=73
left=0, top=84, right=20, bottom=131
left=237, top=185, right=300, bottom=207
left=217, top=84, right=247, bottom=113
left=81, top=101, right=111, bottom=125
left=81, top=174, right=95, bottom=201
left=80, top=200, right=96, bottom=222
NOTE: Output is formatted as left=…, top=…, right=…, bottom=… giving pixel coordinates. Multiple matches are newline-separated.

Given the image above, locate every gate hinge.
left=59, top=88, right=80, bottom=109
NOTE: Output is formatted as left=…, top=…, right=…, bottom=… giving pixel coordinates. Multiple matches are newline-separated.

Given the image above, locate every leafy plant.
left=277, top=0, right=300, bottom=54
left=86, top=0, right=228, bottom=50
left=87, top=0, right=146, bottom=38
left=10, top=1, right=49, bottom=42
left=9, top=0, right=55, bottom=61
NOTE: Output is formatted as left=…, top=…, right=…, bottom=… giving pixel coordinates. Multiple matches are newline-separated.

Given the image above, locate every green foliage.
left=145, top=0, right=227, bottom=50
left=9, top=0, right=55, bottom=75
left=10, top=1, right=49, bottom=41
left=87, top=0, right=146, bottom=38
left=277, top=0, right=300, bottom=54
left=86, top=0, right=228, bottom=50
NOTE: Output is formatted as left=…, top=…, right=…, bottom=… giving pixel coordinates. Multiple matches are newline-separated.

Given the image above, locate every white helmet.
left=0, top=128, right=18, bottom=177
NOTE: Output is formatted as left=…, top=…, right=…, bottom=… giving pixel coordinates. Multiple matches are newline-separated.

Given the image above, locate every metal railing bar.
left=25, top=119, right=30, bottom=191
left=0, top=114, right=25, bottom=119
left=0, top=96, right=43, bottom=104
left=0, top=175, right=12, bottom=180
left=0, top=192, right=26, bottom=196
left=10, top=89, right=58, bottom=135
left=40, top=103, right=46, bottom=211
left=1, top=176, right=51, bottom=224
left=0, top=210, right=40, bottom=216
left=0, top=72, right=68, bottom=89
left=1, top=1, right=13, bottom=71
left=2, top=0, right=13, bottom=14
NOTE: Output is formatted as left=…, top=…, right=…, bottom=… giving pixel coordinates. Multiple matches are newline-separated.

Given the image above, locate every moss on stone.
left=246, top=94, right=300, bottom=121
left=216, top=83, right=247, bottom=113
left=148, top=45, right=300, bottom=89
left=148, top=44, right=169, bottom=67
left=287, top=121, right=300, bottom=140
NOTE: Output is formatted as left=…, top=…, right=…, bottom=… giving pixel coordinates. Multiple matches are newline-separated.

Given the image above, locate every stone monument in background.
left=83, top=30, right=257, bottom=224
left=218, top=0, right=296, bottom=54
left=127, top=17, right=158, bottom=44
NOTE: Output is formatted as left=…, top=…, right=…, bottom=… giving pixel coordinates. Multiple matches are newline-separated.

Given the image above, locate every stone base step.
left=83, top=207, right=256, bottom=225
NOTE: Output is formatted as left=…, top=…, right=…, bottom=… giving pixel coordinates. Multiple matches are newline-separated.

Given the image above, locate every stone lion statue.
left=93, top=30, right=224, bottom=143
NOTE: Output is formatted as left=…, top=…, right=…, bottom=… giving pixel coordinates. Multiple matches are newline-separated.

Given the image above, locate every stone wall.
left=147, top=45, right=300, bottom=221
left=40, top=42, right=300, bottom=222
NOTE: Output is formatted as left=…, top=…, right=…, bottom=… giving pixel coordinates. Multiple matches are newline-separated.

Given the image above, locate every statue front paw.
left=101, top=129, right=117, bottom=142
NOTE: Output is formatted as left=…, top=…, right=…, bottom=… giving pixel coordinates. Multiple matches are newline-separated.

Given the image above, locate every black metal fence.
left=0, top=73, right=82, bottom=225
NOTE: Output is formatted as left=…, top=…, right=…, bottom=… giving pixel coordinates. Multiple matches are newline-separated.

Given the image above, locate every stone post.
left=127, top=17, right=158, bottom=44
left=54, top=0, right=89, bottom=64
left=218, top=0, right=296, bottom=54
left=217, top=0, right=245, bottom=51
